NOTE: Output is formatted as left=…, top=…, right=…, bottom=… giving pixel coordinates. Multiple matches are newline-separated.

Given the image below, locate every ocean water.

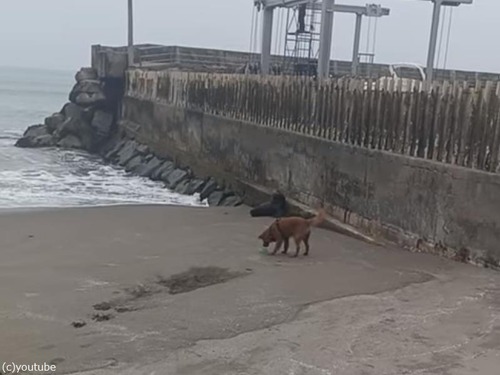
left=0, top=67, right=202, bottom=209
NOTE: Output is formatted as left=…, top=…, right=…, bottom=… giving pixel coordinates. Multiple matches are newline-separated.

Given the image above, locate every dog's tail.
left=308, top=209, right=326, bottom=227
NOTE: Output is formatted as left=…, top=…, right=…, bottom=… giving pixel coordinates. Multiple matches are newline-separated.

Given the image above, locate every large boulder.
left=186, top=179, right=206, bottom=195
left=69, top=80, right=106, bottom=107
left=56, top=116, right=94, bottom=151
left=75, top=67, right=98, bottom=82
left=200, top=178, right=218, bottom=201
left=22, top=124, right=47, bottom=138
left=134, top=156, right=164, bottom=177
left=16, top=134, right=54, bottom=148
left=125, top=155, right=145, bottom=173
left=15, top=124, right=55, bottom=148
left=174, top=178, right=207, bottom=196
left=91, top=110, right=114, bottom=140
left=116, top=140, right=139, bottom=166
left=207, top=190, right=225, bottom=206
left=57, top=115, right=91, bottom=138
left=33, top=134, right=56, bottom=147
left=104, top=139, right=127, bottom=161
left=69, top=80, right=101, bottom=100
left=174, top=179, right=192, bottom=195
left=82, top=106, right=96, bottom=123
left=173, top=176, right=206, bottom=196
left=164, top=169, right=189, bottom=189
left=57, top=135, right=83, bottom=149
left=44, top=113, right=65, bottom=134
left=220, top=194, right=243, bottom=207
left=152, top=161, right=175, bottom=181
left=71, top=80, right=102, bottom=96
left=136, top=144, right=150, bottom=155
left=75, top=92, right=106, bottom=108
left=54, top=103, right=99, bottom=151
left=61, top=102, right=84, bottom=121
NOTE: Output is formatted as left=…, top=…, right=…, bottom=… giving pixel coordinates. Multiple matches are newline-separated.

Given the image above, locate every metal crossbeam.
left=309, top=3, right=390, bottom=16
left=256, top=0, right=390, bottom=77
left=257, top=0, right=390, bottom=16
left=257, top=0, right=312, bottom=8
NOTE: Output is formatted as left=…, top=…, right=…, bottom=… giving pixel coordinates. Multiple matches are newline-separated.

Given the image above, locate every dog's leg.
left=281, top=238, right=289, bottom=254
left=271, top=240, right=283, bottom=255
left=293, top=237, right=301, bottom=258
left=304, top=232, right=311, bottom=256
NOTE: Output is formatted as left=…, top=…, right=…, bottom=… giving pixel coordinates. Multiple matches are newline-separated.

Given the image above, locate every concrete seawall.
left=122, top=95, right=500, bottom=268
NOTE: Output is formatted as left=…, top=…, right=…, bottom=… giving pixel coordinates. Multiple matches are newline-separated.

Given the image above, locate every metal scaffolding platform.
left=283, top=4, right=321, bottom=75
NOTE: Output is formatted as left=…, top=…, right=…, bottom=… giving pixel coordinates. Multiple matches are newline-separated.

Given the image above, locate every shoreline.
left=0, top=201, right=208, bottom=215
left=0, top=202, right=209, bottom=216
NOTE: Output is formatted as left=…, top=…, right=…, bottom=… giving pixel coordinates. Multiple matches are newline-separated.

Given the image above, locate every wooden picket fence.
left=127, top=70, right=500, bottom=173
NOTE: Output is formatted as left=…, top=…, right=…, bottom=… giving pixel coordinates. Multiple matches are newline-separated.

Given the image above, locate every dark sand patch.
left=157, top=267, right=246, bottom=295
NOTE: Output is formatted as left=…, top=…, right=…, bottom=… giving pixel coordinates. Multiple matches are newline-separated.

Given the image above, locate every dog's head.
left=258, top=226, right=276, bottom=248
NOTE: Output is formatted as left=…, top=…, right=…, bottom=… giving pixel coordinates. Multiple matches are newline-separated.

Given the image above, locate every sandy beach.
left=0, top=205, right=499, bottom=374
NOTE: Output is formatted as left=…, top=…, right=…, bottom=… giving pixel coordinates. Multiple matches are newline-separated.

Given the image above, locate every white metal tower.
left=421, top=0, right=473, bottom=82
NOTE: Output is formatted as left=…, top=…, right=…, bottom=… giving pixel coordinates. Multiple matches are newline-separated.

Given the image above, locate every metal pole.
left=127, top=0, right=134, bottom=67
left=318, top=0, right=335, bottom=79
left=351, top=13, right=362, bottom=76
left=426, top=0, right=442, bottom=82
left=261, top=6, right=274, bottom=75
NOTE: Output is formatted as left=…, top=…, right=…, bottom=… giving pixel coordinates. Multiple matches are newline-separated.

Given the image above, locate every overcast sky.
left=0, top=0, right=497, bottom=73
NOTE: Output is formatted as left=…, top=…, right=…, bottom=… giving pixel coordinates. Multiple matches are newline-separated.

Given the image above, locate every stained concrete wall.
left=91, top=45, right=129, bottom=79
left=121, top=96, right=500, bottom=268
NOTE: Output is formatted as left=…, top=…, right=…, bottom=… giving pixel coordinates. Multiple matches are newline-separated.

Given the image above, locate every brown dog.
left=258, top=210, right=326, bottom=257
